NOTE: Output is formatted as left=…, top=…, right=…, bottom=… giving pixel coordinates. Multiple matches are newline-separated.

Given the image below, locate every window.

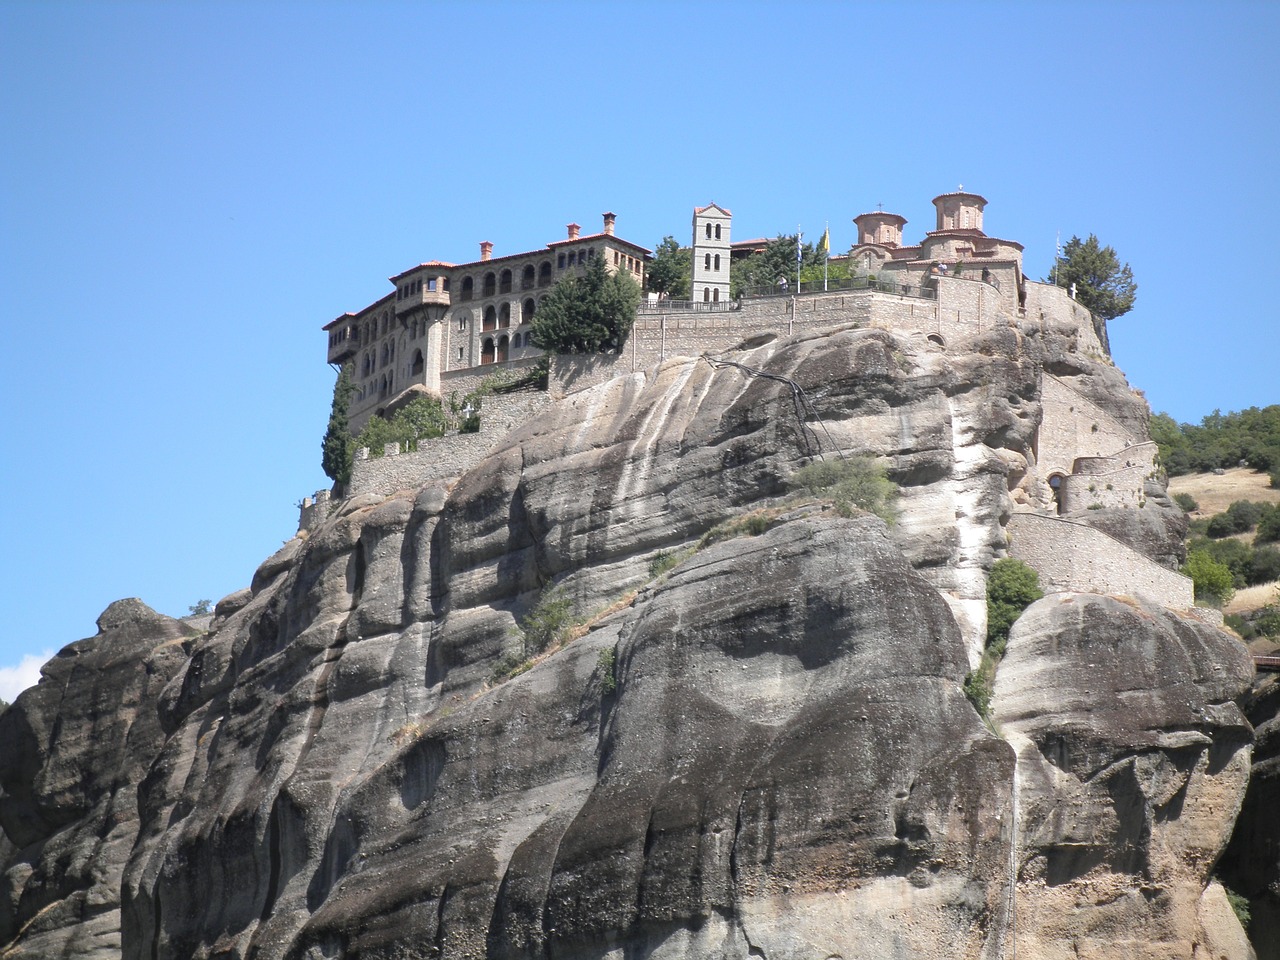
left=457, top=346, right=464, bottom=361
left=705, top=223, right=711, bottom=239
left=497, top=335, right=509, bottom=362
left=483, top=306, right=497, bottom=331
left=714, top=254, right=720, bottom=271
left=481, top=337, right=496, bottom=365
left=461, top=276, right=474, bottom=301
left=522, top=265, right=535, bottom=289
left=539, top=261, right=552, bottom=285
left=456, top=312, right=468, bottom=331
left=499, top=302, right=511, bottom=328
left=704, top=253, right=711, bottom=270
left=713, top=288, right=719, bottom=302
left=523, top=298, right=536, bottom=324
left=704, top=287, right=710, bottom=302
left=714, top=224, right=721, bottom=240
left=557, top=253, right=566, bottom=269
left=427, top=278, right=437, bottom=291
left=613, top=251, right=619, bottom=265
left=499, top=269, right=512, bottom=293
left=411, top=350, right=424, bottom=376
left=442, top=277, right=451, bottom=292
left=482, top=272, right=496, bottom=297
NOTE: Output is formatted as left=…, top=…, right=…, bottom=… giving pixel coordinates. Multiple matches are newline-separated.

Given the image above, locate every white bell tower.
left=690, top=204, right=731, bottom=303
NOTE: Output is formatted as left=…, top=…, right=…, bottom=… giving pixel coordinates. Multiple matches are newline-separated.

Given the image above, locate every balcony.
left=395, top=286, right=451, bottom=315
left=327, top=331, right=359, bottom=364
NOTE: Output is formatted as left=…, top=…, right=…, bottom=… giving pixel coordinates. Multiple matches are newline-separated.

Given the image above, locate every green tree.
left=321, top=363, right=356, bottom=487
left=188, top=599, right=212, bottom=616
left=986, top=558, right=1044, bottom=646
left=730, top=234, right=825, bottom=298
left=354, top=393, right=450, bottom=457
left=1183, top=549, right=1235, bottom=607
left=1047, top=234, right=1137, bottom=320
left=531, top=254, right=641, bottom=354
left=646, top=236, right=690, bottom=300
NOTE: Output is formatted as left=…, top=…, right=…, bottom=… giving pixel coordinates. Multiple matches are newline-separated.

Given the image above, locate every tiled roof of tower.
left=694, top=203, right=731, bottom=215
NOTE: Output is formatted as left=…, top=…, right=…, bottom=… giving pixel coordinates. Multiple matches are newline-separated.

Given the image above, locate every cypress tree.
left=321, top=363, right=355, bottom=487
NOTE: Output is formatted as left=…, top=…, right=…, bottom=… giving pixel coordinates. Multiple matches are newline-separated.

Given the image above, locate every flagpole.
left=797, top=225, right=802, bottom=293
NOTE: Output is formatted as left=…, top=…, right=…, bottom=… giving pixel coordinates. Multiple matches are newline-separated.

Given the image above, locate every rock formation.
left=0, top=320, right=1264, bottom=958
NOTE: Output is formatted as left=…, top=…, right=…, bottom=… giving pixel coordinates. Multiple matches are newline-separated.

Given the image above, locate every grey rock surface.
left=993, top=593, right=1256, bottom=959
left=0, top=322, right=1256, bottom=958
left=0, top=599, right=191, bottom=959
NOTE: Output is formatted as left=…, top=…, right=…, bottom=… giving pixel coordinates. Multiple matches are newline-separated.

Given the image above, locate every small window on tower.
left=714, top=224, right=721, bottom=240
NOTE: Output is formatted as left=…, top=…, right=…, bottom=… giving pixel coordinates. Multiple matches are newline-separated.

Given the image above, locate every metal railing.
left=637, top=298, right=742, bottom=313
left=738, top=275, right=938, bottom=300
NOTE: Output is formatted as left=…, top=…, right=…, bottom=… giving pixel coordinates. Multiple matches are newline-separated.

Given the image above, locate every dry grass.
left=1169, top=467, right=1280, bottom=518
left=1224, top=583, right=1280, bottom=616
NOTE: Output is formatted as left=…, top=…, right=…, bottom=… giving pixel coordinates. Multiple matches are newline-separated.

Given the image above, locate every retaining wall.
left=1007, top=512, right=1192, bottom=610
left=345, top=393, right=549, bottom=499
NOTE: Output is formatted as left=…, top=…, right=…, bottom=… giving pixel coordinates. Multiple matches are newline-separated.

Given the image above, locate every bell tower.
left=690, top=204, right=731, bottom=303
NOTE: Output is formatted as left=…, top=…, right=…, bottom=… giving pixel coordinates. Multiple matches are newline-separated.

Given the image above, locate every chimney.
left=567, top=222, right=580, bottom=240
left=479, top=241, right=493, bottom=261
left=602, top=212, right=616, bottom=236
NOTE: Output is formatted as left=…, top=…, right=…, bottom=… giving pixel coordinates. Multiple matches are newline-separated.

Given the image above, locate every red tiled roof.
left=695, top=203, right=731, bottom=216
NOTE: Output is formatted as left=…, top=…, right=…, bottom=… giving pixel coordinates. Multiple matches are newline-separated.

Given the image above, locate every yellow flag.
left=818, top=226, right=830, bottom=256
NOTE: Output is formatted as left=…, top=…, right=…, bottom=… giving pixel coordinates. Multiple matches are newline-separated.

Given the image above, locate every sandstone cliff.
left=0, top=321, right=1266, bottom=958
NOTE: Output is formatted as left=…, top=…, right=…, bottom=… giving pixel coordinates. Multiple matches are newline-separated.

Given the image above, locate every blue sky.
left=1, top=1, right=1277, bottom=699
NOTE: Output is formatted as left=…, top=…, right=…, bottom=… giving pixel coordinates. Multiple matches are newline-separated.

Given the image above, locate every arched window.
left=704, top=253, right=711, bottom=270
left=497, top=335, right=509, bottom=362
left=461, top=276, right=474, bottom=301
left=499, top=269, right=512, bottom=293
left=482, top=272, right=496, bottom=297
left=522, top=298, right=536, bottom=324
left=521, top=265, right=535, bottom=290
left=483, top=306, right=497, bottom=332
left=713, top=288, right=719, bottom=302
left=705, top=223, right=711, bottom=239
left=499, top=303, right=511, bottom=328
left=538, top=261, right=552, bottom=286
left=456, top=311, right=469, bottom=331
left=714, top=223, right=721, bottom=240
left=703, top=287, right=710, bottom=302
left=481, top=338, right=496, bottom=365
left=714, top=254, right=720, bottom=271
left=410, top=349, right=424, bottom=376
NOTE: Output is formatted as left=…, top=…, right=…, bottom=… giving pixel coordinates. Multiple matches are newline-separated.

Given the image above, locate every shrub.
left=1173, top=492, right=1198, bottom=513
left=597, top=647, right=617, bottom=694
left=699, top=510, right=776, bottom=547
left=965, top=559, right=1043, bottom=724
left=1183, top=550, right=1236, bottom=607
left=789, top=455, right=899, bottom=524
left=648, top=548, right=693, bottom=580
left=1254, top=603, right=1280, bottom=637
left=986, top=558, right=1044, bottom=647
left=1256, top=507, right=1280, bottom=545
left=1246, top=547, right=1280, bottom=585
left=518, top=587, right=575, bottom=656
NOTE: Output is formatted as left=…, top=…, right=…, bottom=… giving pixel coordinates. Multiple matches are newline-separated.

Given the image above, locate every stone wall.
left=1037, top=374, right=1139, bottom=479
left=298, top=489, right=332, bottom=532
left=1007, top=512, right=1193, bottom=610
left=346, top=393, right=549, bottom=499
left=1058, top=441, right=1159, bottom=512
left=438, top=356, right=543, bottom=400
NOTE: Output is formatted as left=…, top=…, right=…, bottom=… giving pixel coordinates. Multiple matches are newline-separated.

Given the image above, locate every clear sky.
left=1, top=1, right=1277, bottom=700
